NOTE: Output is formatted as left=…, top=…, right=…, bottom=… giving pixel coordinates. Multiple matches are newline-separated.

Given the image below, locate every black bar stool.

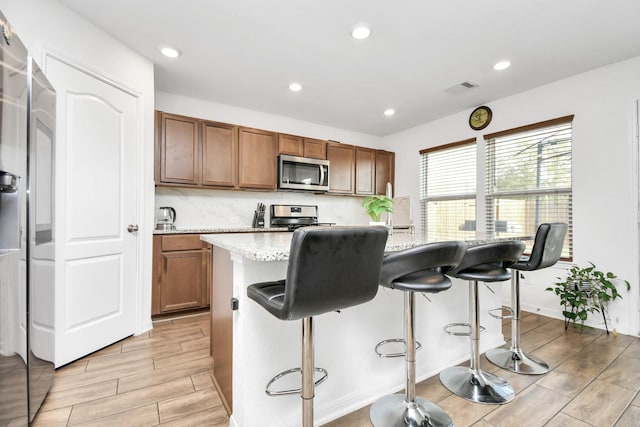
left=439, top=240, right=525, bottom=404
left=486, top=223, right=568, bottom=374
left=247, top=226, right=388, bottom=427
left=370, top=241, right=466, bottom=427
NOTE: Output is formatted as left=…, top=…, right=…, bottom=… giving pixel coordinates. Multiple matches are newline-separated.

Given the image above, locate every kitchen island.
left=201, top=231, right=507, bottom=427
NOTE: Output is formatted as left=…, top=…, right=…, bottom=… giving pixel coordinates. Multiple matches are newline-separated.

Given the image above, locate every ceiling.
left=57, top=0, right=640, bottom=136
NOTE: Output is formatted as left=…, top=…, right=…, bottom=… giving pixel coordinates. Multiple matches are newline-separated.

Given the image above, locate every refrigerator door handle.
left=0, top=170, right=18, bottom=192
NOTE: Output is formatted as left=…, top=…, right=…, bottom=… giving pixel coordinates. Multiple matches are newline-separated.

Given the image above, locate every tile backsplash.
left=155, top=187, right=372, bottom=229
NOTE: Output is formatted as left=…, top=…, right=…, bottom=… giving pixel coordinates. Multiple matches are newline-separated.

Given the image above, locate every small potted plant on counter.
left=362, top=195, right=393, bottom=226
left=546, top=262, right=630, bottom=334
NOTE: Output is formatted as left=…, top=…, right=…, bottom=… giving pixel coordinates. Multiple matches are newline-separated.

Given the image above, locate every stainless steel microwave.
left=278, top=155, right=330, bottom=192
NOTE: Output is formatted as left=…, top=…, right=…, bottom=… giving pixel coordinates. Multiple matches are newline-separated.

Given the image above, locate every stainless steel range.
left=270, top=204, right=334, bottom=231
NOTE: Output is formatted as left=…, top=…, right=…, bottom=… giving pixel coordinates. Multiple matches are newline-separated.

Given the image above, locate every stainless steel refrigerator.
left=0, top=11, right=56, bottom=425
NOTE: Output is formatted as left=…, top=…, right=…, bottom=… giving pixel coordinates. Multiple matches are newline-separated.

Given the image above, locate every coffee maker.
left=156, top=206, right=176, bottom=230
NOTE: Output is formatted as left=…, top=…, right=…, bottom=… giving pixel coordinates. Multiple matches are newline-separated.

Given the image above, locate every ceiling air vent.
left=444, top=81, right=479, bottom=95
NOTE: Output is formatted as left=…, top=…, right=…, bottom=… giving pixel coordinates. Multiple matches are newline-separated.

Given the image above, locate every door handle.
left=127, top=224, right=139, bottom=233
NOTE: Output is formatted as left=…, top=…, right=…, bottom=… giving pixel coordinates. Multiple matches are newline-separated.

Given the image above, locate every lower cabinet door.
left=160, top=249, right=204, bottom=313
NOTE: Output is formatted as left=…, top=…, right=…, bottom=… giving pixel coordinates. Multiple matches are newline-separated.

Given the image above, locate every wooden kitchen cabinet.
left=211, top=246, right=233, bottom=414
left=304, top=138, right=327, bottom=160
left=155, top=110, right=393, bottom=195
left=158, top=112, right=278, bottom=191
left=278, top=134, right=327, bottom=160
left=238, top=127, right=277, bottom=190
left=201, top=121, right=237, bottom=188
left=355, top=146, right=375, bottom=195
left=152, top=234, right=211, bottom=315
left=278, top=133, right=304, bottom=157
left=157, top=112, right=200, bottom=185
left=304, top=138, right=327, bottom=159
left=327, top=142, right=355, bottom=194
left=203, top=243, right=211, bottom=309
left=375, top=150, right=395, bottom=195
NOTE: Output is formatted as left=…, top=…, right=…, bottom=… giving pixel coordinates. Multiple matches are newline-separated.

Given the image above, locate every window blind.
left=420, top=139, right=476, bottom=242
left=485, top=120, right=572, bottom=258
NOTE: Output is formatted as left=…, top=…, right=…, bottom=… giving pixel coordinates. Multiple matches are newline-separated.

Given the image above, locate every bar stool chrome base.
left=439, top=366, right=515, bottom=404
left=370, top=394, right=454, bottom=427
left=485, top=348, right=549, bottom=375
left=265, top=367, right=329, bottom=396
left=375, top=338, right=423, bottom=358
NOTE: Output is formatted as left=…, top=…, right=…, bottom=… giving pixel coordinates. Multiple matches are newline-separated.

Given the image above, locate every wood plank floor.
left=31, top=311, right=640, bottom=426
left=325, top=311, right=640, bottom=427
left=31, top=313, right=228, bottom=427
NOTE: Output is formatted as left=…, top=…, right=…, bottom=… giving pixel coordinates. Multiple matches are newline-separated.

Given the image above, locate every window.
left=420, top=138, right=477, bottom=242
left=419, top=115, right=573, bottom=259
left=485, top=116, right=573, bottom=259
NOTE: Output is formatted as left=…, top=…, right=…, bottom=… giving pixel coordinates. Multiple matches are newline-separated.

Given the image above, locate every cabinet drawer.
left=161, top=234, right=202, bottom=251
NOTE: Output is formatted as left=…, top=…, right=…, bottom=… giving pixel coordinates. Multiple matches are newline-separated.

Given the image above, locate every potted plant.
left=362, top=195, right=393, bottom=225
left=546, top=262, right=630, bottom=334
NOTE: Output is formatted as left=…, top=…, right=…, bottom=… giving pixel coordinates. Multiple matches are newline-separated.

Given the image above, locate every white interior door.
left=45, top=55, right=139, bottom=366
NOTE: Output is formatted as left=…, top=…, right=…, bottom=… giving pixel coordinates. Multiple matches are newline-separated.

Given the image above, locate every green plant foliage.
left=546, top=262, right=630, bottom=333
left=361, top=195, right=393, bottom=222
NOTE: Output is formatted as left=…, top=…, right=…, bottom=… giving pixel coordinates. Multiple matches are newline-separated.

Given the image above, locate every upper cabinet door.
left=355, top=147, right=375, bottom=195
left=238, top=127, right=277, bottom=190
left=303, top=138, right=327, bottom=160
left=375, top=150, right=395, bottom=195
left=158, top=112, right=199, bottom=185
left=202, top=121, right=238, bottom=188
left=327, top=142, right=355, bottom=194
left=278, top=134, right=304, bottom=157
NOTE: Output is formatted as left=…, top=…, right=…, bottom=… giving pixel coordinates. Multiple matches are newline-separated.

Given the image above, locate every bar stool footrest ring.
left=489, top=306, right=514, bottom=320
left=444, top=322, right=486, bottom=337
left=265, top=367, right=328, bottom=396
left=374, top=338, right=422, bottom=358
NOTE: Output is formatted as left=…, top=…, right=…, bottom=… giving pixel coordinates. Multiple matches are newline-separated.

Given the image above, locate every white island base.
left=202, top=232, right=506, bottom=427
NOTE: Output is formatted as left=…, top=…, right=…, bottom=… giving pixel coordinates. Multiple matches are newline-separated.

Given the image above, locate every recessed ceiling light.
left=351, top=26, right=371, bottom=40
left=160, top=46, right=181, bottom=58
left=383, top=109, right=395, bottom=116
left=493, top=60, right=511, bottom=71
left=289, top=82, right=302, bottom=92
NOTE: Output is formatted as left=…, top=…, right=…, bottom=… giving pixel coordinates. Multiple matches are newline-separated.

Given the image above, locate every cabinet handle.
left=230, top=297, right=239, bottom=311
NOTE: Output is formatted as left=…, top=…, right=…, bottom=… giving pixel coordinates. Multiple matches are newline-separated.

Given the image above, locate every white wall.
left=384, top=56, right=640, bottom=336
left=0, top=0, right=156, bottom=338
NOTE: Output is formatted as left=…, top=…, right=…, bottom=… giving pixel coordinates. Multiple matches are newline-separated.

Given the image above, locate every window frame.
left=419, top=137, right=477, bottom=241
left=419, top=115, right=573, bottom=260
left=484, top=115, right=573, bottom=260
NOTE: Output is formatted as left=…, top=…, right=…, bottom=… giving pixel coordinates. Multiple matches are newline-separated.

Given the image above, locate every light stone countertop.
left=200, top=231, right=425, bottom=261
left=200, top=230, right=534, bottom=262
left=154, top=226, right=288, bottom=235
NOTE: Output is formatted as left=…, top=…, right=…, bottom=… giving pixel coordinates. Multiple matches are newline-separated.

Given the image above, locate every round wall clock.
left=469, top=106, right=493, bottom=130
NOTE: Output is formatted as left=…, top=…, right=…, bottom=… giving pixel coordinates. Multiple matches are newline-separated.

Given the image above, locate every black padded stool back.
left=448, top=240, right=525, bottom=282
left=485, top=223, right=568, bottom=375
left=380, top=241, right=466, bottom=292
left=513, top=223, right=568, bottom=271
left=247, top=226, right=388, bottom=427
left=439, top=240, right=525, bottom=404
left=370, top=241, right=466, bottom=427
left=263, top=226, right=388, bottom=321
